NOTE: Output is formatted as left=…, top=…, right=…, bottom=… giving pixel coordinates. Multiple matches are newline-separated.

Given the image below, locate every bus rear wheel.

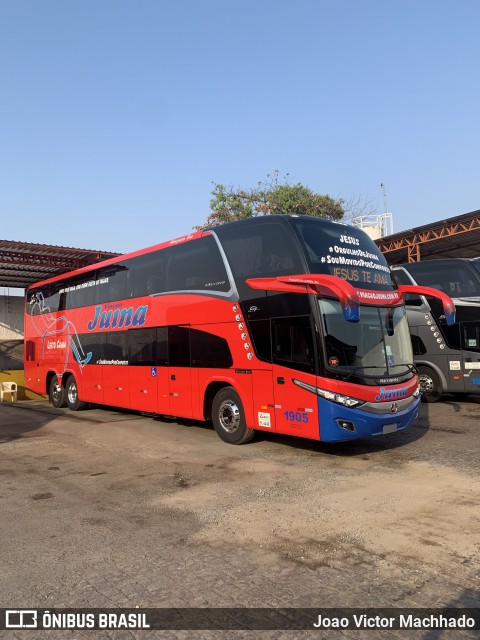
left=417, top=366, right=443, bottom=403
left=49, top=375, right=66, bottom=408
left=65, top=375, right=88, bottom=411
left=212, top=387, right=254, bottom=445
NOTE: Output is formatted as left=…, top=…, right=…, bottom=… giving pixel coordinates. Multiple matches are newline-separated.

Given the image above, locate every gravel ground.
left=0, top=398, right=479, bottom=639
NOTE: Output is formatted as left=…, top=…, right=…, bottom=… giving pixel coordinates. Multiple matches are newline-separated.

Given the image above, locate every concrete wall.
left=0, top=369, right=46, bottom=401
left=0, top=296, right=46, bottom=398
left=0, top=294, right=24, bottom=339
left=0, top=339, right=23, bottom=370
left=0, top=295, right=25, bottom=370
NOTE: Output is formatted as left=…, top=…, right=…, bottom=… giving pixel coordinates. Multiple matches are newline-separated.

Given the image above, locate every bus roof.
left=27, top=215, right=374, bottom=291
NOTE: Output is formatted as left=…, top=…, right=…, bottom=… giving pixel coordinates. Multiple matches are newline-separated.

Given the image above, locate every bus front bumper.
left=317, top=395, right=421, bottom=442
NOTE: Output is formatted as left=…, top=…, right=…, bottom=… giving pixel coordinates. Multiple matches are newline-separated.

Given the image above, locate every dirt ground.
left=171, top=456, right=478, bottom=579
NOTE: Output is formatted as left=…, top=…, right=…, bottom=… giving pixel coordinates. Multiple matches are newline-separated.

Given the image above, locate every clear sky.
left=1, top=0, right=479, bottom=254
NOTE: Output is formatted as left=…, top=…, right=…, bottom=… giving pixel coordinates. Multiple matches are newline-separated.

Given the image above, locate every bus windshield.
left=290, top=218, right=394, bottom=291
left=319, top=300, right=413, bottom=377
left=404, top=261, right=480, bottom=298
left=470, top=261, right=480, bottom=278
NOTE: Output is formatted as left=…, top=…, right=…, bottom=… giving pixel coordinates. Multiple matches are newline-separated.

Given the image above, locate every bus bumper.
left=317, top=395, right=421, bottom=442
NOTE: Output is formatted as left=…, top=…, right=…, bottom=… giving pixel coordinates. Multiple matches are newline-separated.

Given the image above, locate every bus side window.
left=103, top=331, right=128, bottom=360
left=168, top=326, right=190, bottom=367
left=96, top=264, right=129, bottom=304
left=219, top=223, right=301, bottom=277
left=156, top=327, right=168, bottom=366
left=146, top=276, right=163, bottom=295
left=272, top=316, right=315, bottom=374
left=129, top=328, right=157, bottom=366
left=248, top=319, right=272, bottom=362
left=462, top=325, right=480, bottom=352
left=29, top=281, right=65, bottom=314
left=411, top=334, right=427, bottom=355
left=164, top=237, right=230, bottom=293
left=65, top=272, right=98, bottom=309
left=392, top=268, right=423, bottom=306
left=26, top=340, right=35, bottom=361
left=80, top=333, right=105, bottom=362
left=190, top=329, right=233, bottom=368
left=128, top=251, right=165, bottom=298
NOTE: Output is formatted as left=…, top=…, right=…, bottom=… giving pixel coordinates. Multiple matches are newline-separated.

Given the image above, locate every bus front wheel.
left=417, top=366, right=443, bottom=403
left=49, top=375, right=66, bottom=408
left=65, top=375, right=88, bottom=411
left=212, top=387, right=254, bottom=445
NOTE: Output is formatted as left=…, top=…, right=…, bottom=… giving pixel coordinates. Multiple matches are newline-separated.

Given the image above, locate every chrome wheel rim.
left=419, top=373, right=434, bottom=394
left=218, top=400, right=240, bottom=433
left=52, top=381, right=62, bottom=403
left=67, top=381, right=78, bottom=405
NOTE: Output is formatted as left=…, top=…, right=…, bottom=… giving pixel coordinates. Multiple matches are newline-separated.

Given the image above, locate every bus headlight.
left=293, top=379, right=365, bottom=408
left=317, top=389, right=365, bottom=408
left=413, top=385, right=421, bottom=398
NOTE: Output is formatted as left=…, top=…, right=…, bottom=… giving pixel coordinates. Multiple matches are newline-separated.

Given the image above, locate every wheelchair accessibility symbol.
left=151, top=367, right=157, bottom=377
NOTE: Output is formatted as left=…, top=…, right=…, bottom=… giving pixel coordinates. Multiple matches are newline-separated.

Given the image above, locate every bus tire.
left=417, top=366, right=443, bottom=403
left=212, top=386, right=255, bottom=445
left=49, top=374, right=66, bottom=408
left=65, top=375, right=88, bottom=411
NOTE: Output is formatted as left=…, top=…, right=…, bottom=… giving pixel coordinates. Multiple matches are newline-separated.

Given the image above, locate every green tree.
left=268, top=183, right=344, bottom=219
left=198, top=172, right=345, bottom=229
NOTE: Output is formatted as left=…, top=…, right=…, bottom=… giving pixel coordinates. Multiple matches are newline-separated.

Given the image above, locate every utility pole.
left=379, top=183, right=393, bottom=235
left=380, top=183, right=388, bottom=214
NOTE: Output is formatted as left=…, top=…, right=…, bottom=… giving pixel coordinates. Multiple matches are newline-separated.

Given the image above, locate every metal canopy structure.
left=375, top=209, right=480, bottom=265
left=0, top=240, right=120, bottom=289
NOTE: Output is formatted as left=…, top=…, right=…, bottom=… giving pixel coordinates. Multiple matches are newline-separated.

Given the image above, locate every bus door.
left=76, top=334, right=104, bottom=405
left=24, top=338, right=43, bottom=393
left=101, top=332, right=128, bottom=408
left=252, top=368, right=277, bottom=432
left=129, top=365, right=158, bottom=412
left=271, top=316, right=320, bottom=439
left=128, top=328, right=159, bottom=413
left=460, top=321, right=480, bottom=392
left=167, top=326, right=192, bottom=418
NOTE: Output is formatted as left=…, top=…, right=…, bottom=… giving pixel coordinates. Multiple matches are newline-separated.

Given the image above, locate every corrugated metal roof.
left=0, top=240, right=121, bottom=289
left=375, top=209, right=480, bottom=264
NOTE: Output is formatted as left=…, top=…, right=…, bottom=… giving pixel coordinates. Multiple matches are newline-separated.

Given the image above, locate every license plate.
left=383, top=423, right=398, bottom=434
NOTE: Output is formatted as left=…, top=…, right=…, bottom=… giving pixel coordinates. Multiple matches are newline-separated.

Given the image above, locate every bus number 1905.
left=284, top=411, right=309, bottom=423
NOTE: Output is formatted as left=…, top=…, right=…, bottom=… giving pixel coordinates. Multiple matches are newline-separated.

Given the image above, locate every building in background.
left=352, top=212, right=393, bottom=241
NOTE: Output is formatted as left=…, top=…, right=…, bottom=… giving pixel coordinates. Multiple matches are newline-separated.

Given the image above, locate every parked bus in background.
left=392, top=258, right=480, bottom=402
left=24, top=216, right=454, bottom=444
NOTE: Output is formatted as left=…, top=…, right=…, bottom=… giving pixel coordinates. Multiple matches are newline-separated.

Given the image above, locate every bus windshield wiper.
left=387, top=363, right=418, bottom=375
left=342, top=363, right=417, bottom=381
left=342, top=366, right=387, bottom=381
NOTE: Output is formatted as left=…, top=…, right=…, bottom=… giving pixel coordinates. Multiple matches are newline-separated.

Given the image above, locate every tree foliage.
left=199, top=172, right=345, bottom=229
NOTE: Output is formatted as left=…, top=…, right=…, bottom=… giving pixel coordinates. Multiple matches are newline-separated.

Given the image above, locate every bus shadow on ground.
left=252, top=409, right=431, bottom=457
left=148, top=407, right=432, bottom=457
left=256, top=394, right=480, bottom=456
left=419, top=587, right=480, bottom=640
left=436, top=393, right=479, bottom=410
left=0, top=400, right=432, bottom=455
left=0, top=404, right=56, bottom=443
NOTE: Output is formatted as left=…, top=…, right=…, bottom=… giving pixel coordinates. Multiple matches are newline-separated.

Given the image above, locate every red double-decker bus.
left=24, top=216, right=455, bottom=444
